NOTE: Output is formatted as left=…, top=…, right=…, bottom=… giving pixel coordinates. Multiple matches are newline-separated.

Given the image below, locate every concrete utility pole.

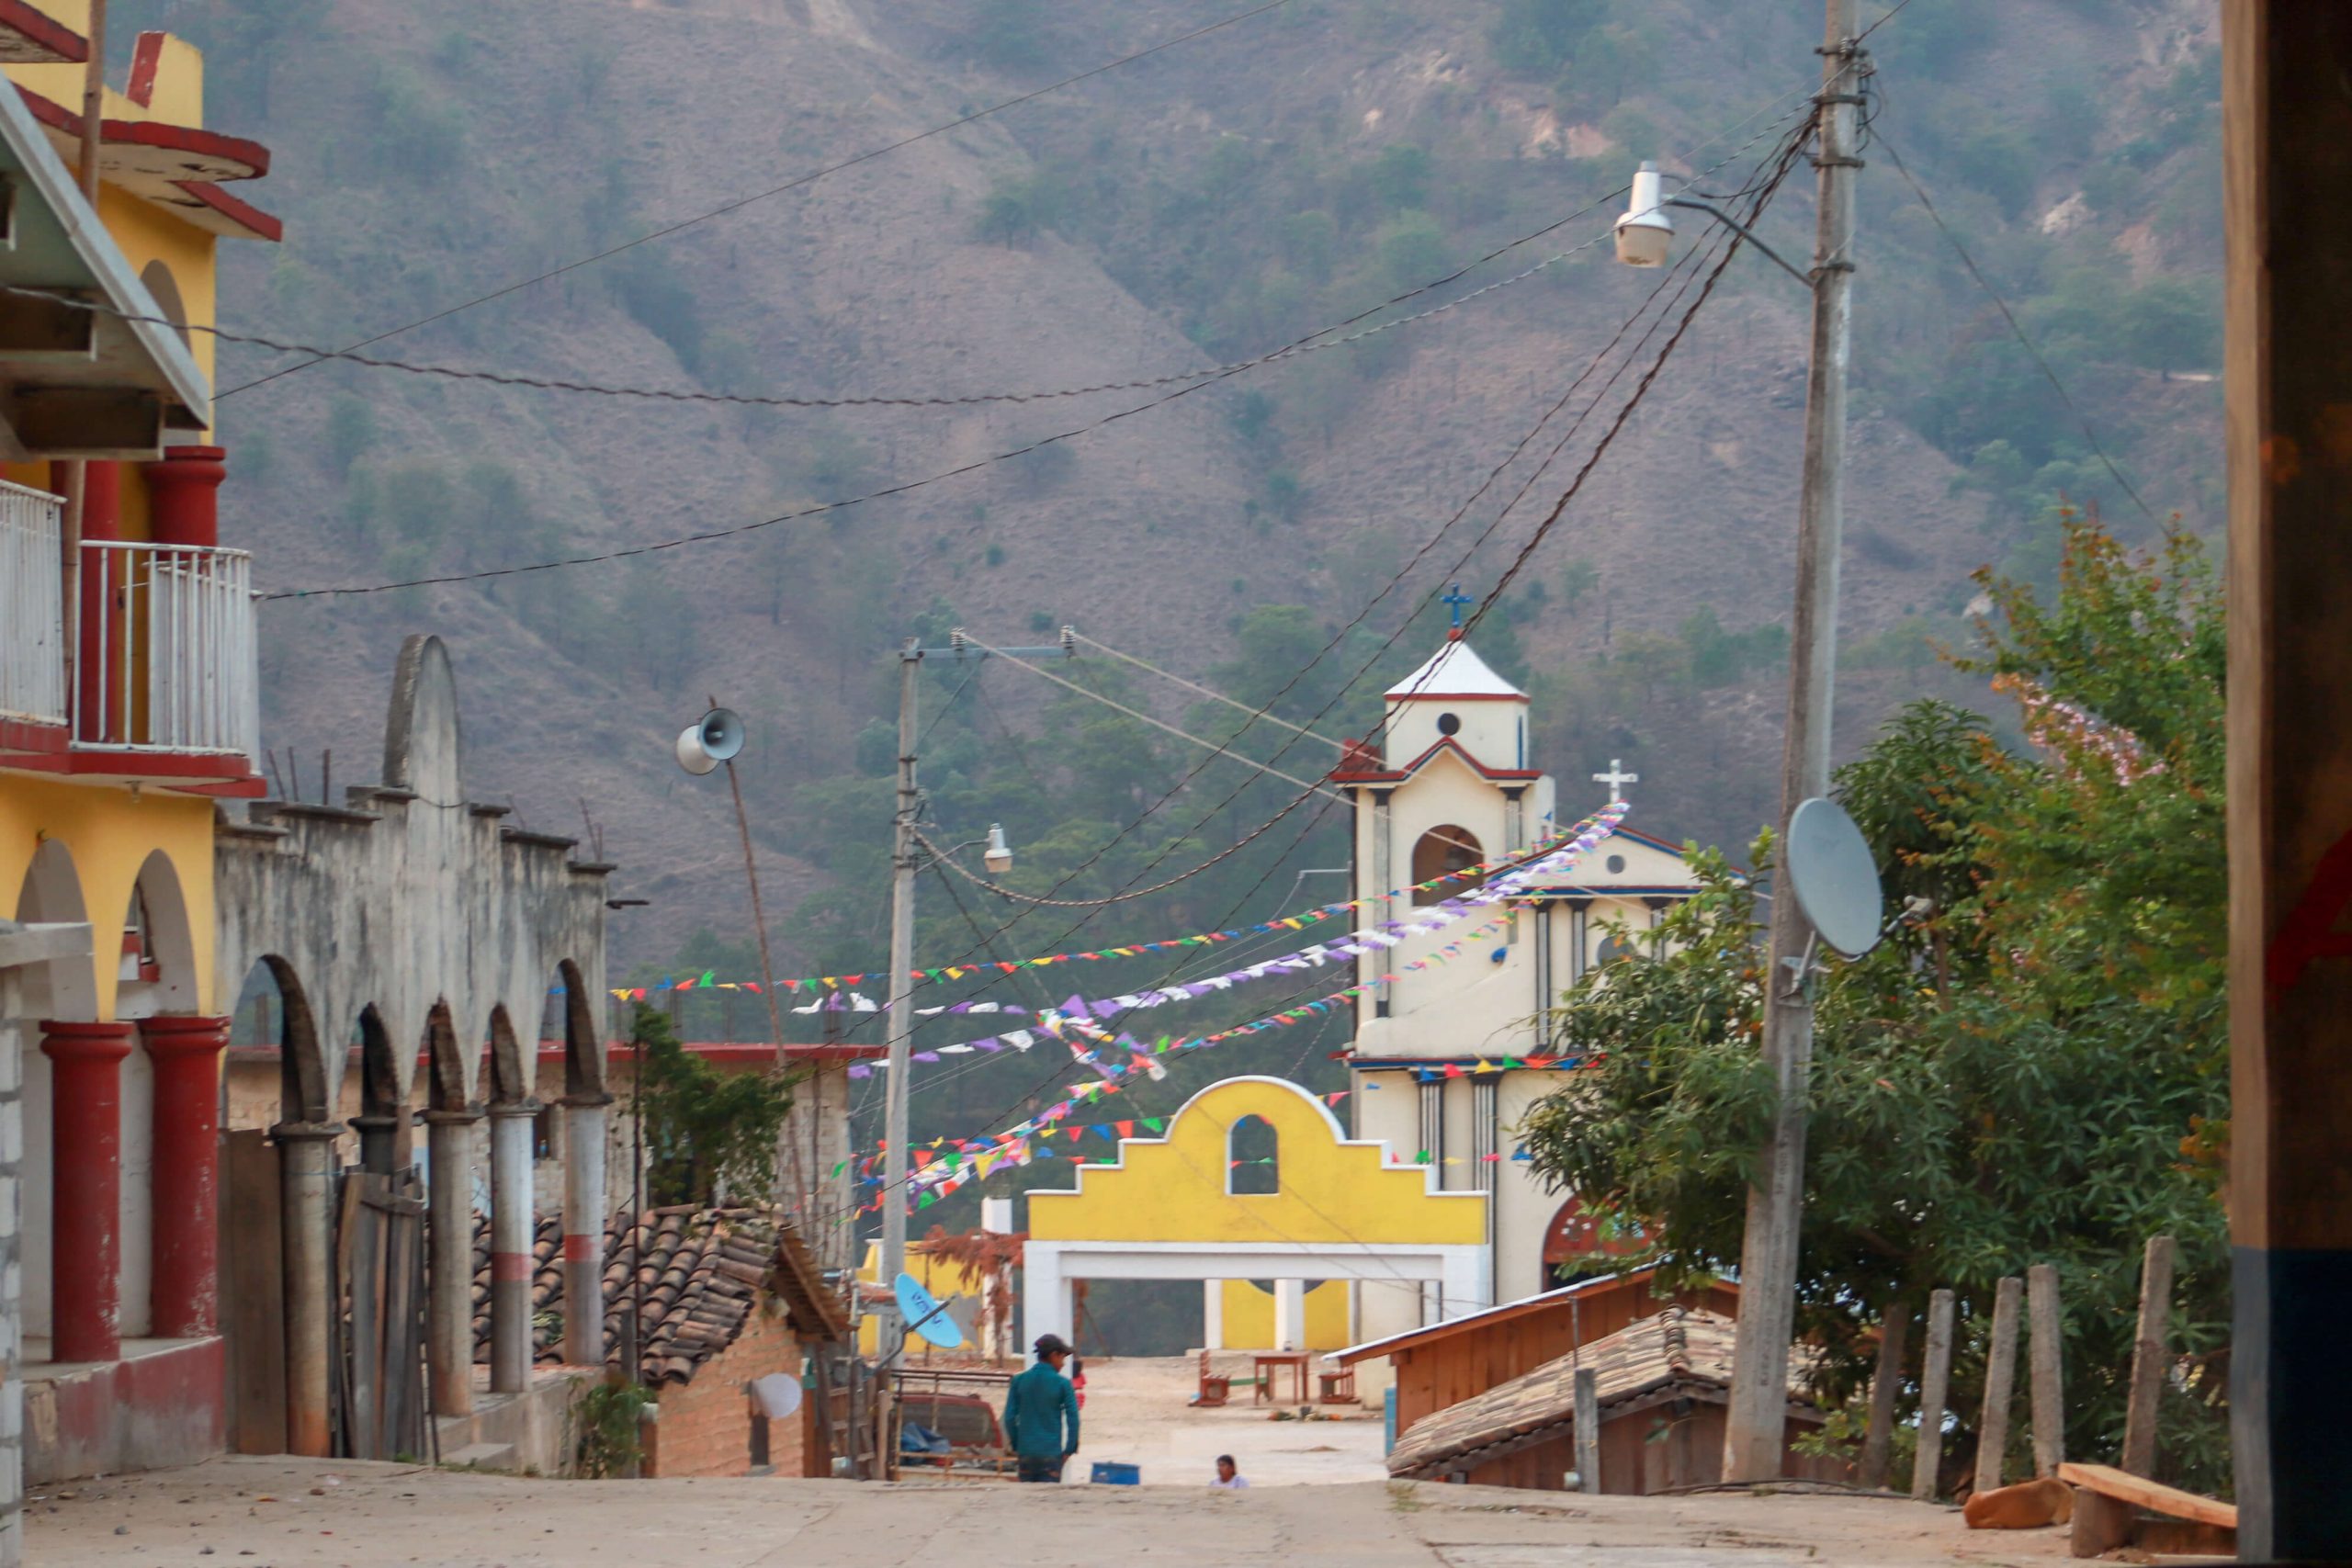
left=875, top=631, right=1069, bottom=1366
left=876, top=641, right=923, bottom=1360
left=1719, top=0, right=1865, bottom=1481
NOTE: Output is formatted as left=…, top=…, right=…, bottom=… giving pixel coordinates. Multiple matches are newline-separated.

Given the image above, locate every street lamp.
left=983, top=824, right=1013, bottom=875
left=1611, top=1, right=1867, bottom=1483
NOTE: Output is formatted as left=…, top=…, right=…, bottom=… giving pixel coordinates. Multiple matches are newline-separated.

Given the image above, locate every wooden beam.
left=2057, top=1462, right=2238, bottom=1529
left=1974, top=1277, right=2021, bottom=1496
left=2223, top=3, right=2352, bottom=1558
left=2120, top=1235, right=2174, bottom=1478
left=1857, top=1296, right=1907, bottom=1490
left=2026, top=1264, right=2063, bottom=1477
left=1909, top=1288, right=1953, bottom=1502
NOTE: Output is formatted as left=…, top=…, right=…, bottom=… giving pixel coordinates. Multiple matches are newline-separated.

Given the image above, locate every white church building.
left=1334, top=633, right=1706, bottom=1342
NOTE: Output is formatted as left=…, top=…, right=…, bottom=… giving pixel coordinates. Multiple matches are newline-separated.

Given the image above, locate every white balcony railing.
left=0, top=481, right=65, bottom=727
left=77, top=538, right=259, bottom=763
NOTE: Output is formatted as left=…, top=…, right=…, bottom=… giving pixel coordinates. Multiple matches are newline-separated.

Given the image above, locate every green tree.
left=1488, top=0, right=1604, bottom=73
left=630, top=1003, right=796, bottom=1208
left=1521, top=515, right=2230, bottom=1495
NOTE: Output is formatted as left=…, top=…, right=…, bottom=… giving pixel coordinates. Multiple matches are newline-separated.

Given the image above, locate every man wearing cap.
left=1003, top=1334, right=1081, bottom=1483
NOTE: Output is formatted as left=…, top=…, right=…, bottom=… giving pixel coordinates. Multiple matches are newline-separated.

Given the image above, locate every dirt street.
left=32, top=1457, right=2076, bottom=1568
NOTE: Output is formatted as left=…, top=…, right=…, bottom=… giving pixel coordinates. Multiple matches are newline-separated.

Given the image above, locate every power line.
left=1872, top=130, right=2162, bottom=526
left=212, top=0, right=1306, bottom=400
left=1068, top=631, right=1344, bottom=751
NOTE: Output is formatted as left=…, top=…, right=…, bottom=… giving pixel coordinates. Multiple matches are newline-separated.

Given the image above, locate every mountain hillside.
left=131, top=0, right=2222, bottom=990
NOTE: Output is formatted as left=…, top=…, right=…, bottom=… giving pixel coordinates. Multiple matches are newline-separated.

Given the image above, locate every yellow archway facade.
left=1023, top=1077, right=1488, bottom=1351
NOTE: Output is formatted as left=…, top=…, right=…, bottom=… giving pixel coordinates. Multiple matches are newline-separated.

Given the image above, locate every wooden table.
left=1252, top=1351, right=1310, bottom=1405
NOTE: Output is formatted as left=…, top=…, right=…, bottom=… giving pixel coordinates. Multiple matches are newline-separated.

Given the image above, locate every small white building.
left=1337, top=635, right=1704, bottom=1347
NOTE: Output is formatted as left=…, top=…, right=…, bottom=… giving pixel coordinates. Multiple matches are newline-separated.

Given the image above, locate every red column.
left=142, top=1015, right=229, bottom=1337
left=40, top=1021, right=134, bottom=1364
left=141, top=446, right=225, bottom=548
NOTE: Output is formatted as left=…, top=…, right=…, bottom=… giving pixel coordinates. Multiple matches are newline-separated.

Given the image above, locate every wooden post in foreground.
left=2223, top=5, right=2352, bottom=1557
left=1974, top=1277, right=2022, bottom=1497
left=1573, top=1366, right=1600, bottom=1494
left=2120, top=1235, right=2176, bottom=1478
left=1858, top=1297, right=1909, bottom=1490
left=1910, top=1289, right=1955, bottom=1502
left=2026, top=1264, right=2064, bottom=1477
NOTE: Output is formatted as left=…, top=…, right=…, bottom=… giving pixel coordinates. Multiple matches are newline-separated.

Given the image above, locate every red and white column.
left=487, top=1100, right=537, bottom=1393
left=40, top=1021, right=133, bottom=1364
left=560, top=1092, right=609, bottom=1370
left=141, top=1015, right=229, bottom=1338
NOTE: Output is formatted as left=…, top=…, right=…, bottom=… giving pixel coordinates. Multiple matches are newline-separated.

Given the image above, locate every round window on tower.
left=1436, top=712, right=1462, bottom=736
left=1605, top=853, right=1627, bottom=874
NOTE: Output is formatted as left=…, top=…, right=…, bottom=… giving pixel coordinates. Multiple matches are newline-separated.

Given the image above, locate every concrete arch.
left=423, top=999, right=469, bottom=1114
left=1227, top=1113, right=1279, bottom=1196
left=555, top=958, right=603, bottom=1101
left=483, top=1004, right=531, bottom=1109
left=14, top=837, right=95, bottom=1020
left=354, top=1004, right=408, bottom=1174
left=119, top=848, right=198, bottom=1020
left=260, top=954, right=328, bottom=1125
left=1410, top=824, right=1485, bottom=904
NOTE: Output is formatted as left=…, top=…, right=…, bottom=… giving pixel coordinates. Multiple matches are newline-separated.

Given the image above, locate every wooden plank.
left=1858, top=1298, right=1907, bottom=1490
left=1975, top=1276, right=2022, bottom=1495
left=2026, top=1264, right=2064, bottom=1477
left=2120, top=1235, right=2175, bottom=1477
left=1910, top=1289, right=1954, bottom=1502
left=380, top=1200, right=423, bottom=1459
left=221, top=1130, right=287, bottom=1456
left=2070, top=1487, right=2135, bottom=1559
left=2056, top=1463, right=2239, bottom=1529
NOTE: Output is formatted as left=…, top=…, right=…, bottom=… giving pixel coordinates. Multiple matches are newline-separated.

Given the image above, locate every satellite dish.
left=894, top=1271, right=967, bottom=1351
left=1784, top=797, right=1885, bottom=959
left=750, top=1371, right=804, bottom=1420
left=674, top=707, right=746, bottom=776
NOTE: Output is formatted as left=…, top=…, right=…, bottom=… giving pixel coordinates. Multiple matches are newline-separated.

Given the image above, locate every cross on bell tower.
left=1592, top=758, right=1639, bottom=802
left=1442, top=582, right=1474, bottom=629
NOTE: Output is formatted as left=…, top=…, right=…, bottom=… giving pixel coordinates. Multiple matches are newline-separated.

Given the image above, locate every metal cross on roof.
left=1442, top=582, right=1474, bottom=628
left=1592, top=759, right=1639, bottom=801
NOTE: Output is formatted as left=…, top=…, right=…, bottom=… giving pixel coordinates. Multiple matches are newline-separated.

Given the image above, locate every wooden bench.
left=2058, top=1462, right=2236, bottom=1559
left=1317, top=1368, right=1357, bottom=1405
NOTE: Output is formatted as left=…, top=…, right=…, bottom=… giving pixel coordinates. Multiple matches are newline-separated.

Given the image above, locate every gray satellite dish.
left=1783, top=797, right=1884, bottom=959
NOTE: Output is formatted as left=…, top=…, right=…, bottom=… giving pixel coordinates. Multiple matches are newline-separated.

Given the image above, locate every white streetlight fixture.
left=1613, top=162, right=1674, bottom=267
left=982, top=823, right=1013, bottom=874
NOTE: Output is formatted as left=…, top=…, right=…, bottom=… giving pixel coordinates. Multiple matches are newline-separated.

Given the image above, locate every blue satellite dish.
left=894, top=1271, right=967, bottom=1350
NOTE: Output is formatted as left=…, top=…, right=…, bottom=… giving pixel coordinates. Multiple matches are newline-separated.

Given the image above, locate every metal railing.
left=76, top=538, right=259, bottom=761
left=0, top=481, right=65, bottom=726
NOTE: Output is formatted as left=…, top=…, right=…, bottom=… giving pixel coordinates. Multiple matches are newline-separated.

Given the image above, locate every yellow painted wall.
left=0, top=772, right=216, bottom=1019
left=1218, top=1279, right=1349, bottom=1351
left=854, top=1240, right=990, bottom=1358
left=1026, top=1076, right=1485, bottom=1246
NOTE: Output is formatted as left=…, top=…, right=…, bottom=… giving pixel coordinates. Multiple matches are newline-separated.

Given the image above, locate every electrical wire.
left=212, top=0, right=1306, bottom=400
left=1068, top=632, right=1343, bottom=750
left=245, top=107, right=1813, bottom=601
left=1872, top=129, right=2163, bottom=527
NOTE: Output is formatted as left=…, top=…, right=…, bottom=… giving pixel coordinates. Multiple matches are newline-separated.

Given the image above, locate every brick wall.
left=643, top=1308, right=806, bottom=1480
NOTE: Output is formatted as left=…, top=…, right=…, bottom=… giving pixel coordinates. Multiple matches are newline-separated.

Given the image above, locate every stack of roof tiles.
left=469, top=1205, right=808, bottom=1387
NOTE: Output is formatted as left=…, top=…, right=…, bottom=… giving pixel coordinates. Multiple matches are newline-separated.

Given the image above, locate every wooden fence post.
left=1910, top=1288, right=1956, bottom=1501
left=1975, top=1277, right=2024, bottom=1496
left=1859, top=1296, right=1909, bottom=1490
left=1574, top=1366, right=1600, bottom=1494
left=2027, top=1263, right=2064, bottom=1476
left=2121, top=1235, right=2177, bottom=1477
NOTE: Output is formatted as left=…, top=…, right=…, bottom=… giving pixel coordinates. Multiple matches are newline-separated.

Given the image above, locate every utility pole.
left=1719, top=0, right=1864, bottom=1481
left=875, top=629, right=1071, bottom=1367
left=876, top=640, right=923, bottom=1361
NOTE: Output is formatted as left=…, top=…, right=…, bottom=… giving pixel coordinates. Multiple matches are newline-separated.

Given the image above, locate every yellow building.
left=0, top=0, right=277, bottom=1505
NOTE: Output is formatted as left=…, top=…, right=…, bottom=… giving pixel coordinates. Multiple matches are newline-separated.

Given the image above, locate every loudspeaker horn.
left=674, top=706, right=746, bottom=776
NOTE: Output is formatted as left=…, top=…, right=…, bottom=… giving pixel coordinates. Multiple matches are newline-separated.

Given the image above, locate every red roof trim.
left=1383, top=692, right=1524, bottom=703
left=1330, top=735, right=1542, bottom=785
left=0, top=0, right=86, bottom=63
left=126, top=31, right=164, bottom=107
left=14, top=85, right=271, bottom=178
left=172, top=179, right=283, bottom=241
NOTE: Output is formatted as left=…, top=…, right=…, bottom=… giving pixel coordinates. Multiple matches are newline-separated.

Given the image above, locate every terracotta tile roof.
left=470, top=1204, right=843, bottom=1386
left=1385, top=1307, right=1823, bottom=1480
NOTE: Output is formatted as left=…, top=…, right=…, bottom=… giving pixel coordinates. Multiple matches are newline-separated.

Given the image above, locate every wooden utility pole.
left=1974, top=1277, right=2022, bottom=1496
left=877, top=642, right=922, bottom=1366
left=1909, top=1289, right=1955, bottom=1502
left=2026, top=1264, right=2064, bottom=1477
left=2119, top=1235, right=2174, bottom=1478
left=2223, top=6, right=2352, bottom=1558
left=57, top=0, right=105, bottom=715
left=1721, top=0, right=1864, bottom=1480
left=1857, top=1297, right=1908, bottom=1490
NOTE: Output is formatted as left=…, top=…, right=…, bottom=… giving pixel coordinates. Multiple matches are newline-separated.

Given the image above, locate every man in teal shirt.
left=1003, top=1333, right=1080, bottom=1482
